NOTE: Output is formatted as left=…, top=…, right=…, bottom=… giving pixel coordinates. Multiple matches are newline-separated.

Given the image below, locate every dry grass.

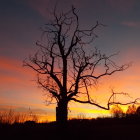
left=0, top=109, right=40, bottom=124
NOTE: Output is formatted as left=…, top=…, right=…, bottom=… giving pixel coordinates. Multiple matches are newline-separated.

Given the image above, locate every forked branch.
left=71, top=90, right=140, bottom=110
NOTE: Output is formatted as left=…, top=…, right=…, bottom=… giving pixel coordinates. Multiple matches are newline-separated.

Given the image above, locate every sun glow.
left=1, top=45, right=140, bottom=122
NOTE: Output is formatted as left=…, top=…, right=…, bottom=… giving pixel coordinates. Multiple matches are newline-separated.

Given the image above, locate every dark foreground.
left=1, top=117, right=140, bottom=140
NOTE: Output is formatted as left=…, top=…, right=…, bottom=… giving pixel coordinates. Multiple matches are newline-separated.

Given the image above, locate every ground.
left=1, top=117, right=140, bottom=140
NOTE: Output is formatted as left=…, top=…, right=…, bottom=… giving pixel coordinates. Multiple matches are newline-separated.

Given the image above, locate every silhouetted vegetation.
left=111, top=104, right=140, bottom=118
left=1, top=114, right=140, bottom=140
left=1, top=106, right=140, bottom=139
left=0, top=109, right=43, bottom=124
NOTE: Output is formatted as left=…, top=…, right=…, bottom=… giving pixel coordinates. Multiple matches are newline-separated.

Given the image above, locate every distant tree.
left=136, top=106, right=140, bottom=116
left=77, top=113, right=86, bottom=120
left=110, top=105, right=125, bottom=118
left=24, top=6, right=139, bottom=125
left=126, top=104, right=137, bottom=115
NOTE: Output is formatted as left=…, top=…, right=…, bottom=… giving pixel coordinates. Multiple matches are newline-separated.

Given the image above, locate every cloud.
left=106, top=0, right=136, bottom=13
left=0, top=56, right=35, bottom=77
left=26, top=0, right=51, bottom=18
left=0, top=56, right=36, bottom=89
left=25, top=0, right=81, bottom=19
left=0, top=56, right=44, bottom=106
left=121, top=21, right=140, bottom=28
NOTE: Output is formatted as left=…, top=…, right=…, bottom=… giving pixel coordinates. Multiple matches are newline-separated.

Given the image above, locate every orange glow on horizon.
left=1, top=47, right=140, bottom=121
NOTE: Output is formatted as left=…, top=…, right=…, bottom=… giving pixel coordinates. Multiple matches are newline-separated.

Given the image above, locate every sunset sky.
left=1, top=0, right=140, bottom=122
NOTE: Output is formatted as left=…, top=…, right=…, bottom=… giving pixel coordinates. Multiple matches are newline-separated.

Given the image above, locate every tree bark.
left=56, top=100, right=68, bottom=126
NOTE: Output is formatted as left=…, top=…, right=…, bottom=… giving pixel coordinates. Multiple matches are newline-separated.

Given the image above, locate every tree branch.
left=71, top=90, right=140, bottom=110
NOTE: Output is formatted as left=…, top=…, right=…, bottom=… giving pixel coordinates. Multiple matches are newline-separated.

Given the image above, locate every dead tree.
left=24, top=6, right=138, bottom=124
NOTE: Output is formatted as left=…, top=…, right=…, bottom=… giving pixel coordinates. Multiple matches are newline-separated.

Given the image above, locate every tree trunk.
left=56, top=100, right=68, bottom=126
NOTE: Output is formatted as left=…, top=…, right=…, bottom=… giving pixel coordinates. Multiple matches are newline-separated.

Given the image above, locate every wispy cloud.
left=26, top=0, right=51, bottom=18
left=106, top=0, right=136, bottom=13
left=26, top=0, right=81, bottom=19
left=121, top=21, right=140, bottom=28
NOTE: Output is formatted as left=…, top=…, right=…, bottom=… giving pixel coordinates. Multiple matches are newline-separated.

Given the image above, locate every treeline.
left=111, top=104, right=140, bottom=118
left=1, top=105, right=140, bottom=124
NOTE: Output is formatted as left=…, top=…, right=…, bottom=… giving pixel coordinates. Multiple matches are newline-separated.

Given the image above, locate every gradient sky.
left=1, top=0, right=140, bottom=121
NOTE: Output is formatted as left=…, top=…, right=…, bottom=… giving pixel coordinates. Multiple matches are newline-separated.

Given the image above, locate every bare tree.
left=24, top=6, right=138, bottom=124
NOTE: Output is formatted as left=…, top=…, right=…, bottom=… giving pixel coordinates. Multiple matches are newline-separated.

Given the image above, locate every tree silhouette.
left=24, top=6, right=138, bottom=125
left=136, top=106, right=140, bottom=116
left=110, top=105, right=125, bottom=118
left=126, top=104, right=137, bottom=115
